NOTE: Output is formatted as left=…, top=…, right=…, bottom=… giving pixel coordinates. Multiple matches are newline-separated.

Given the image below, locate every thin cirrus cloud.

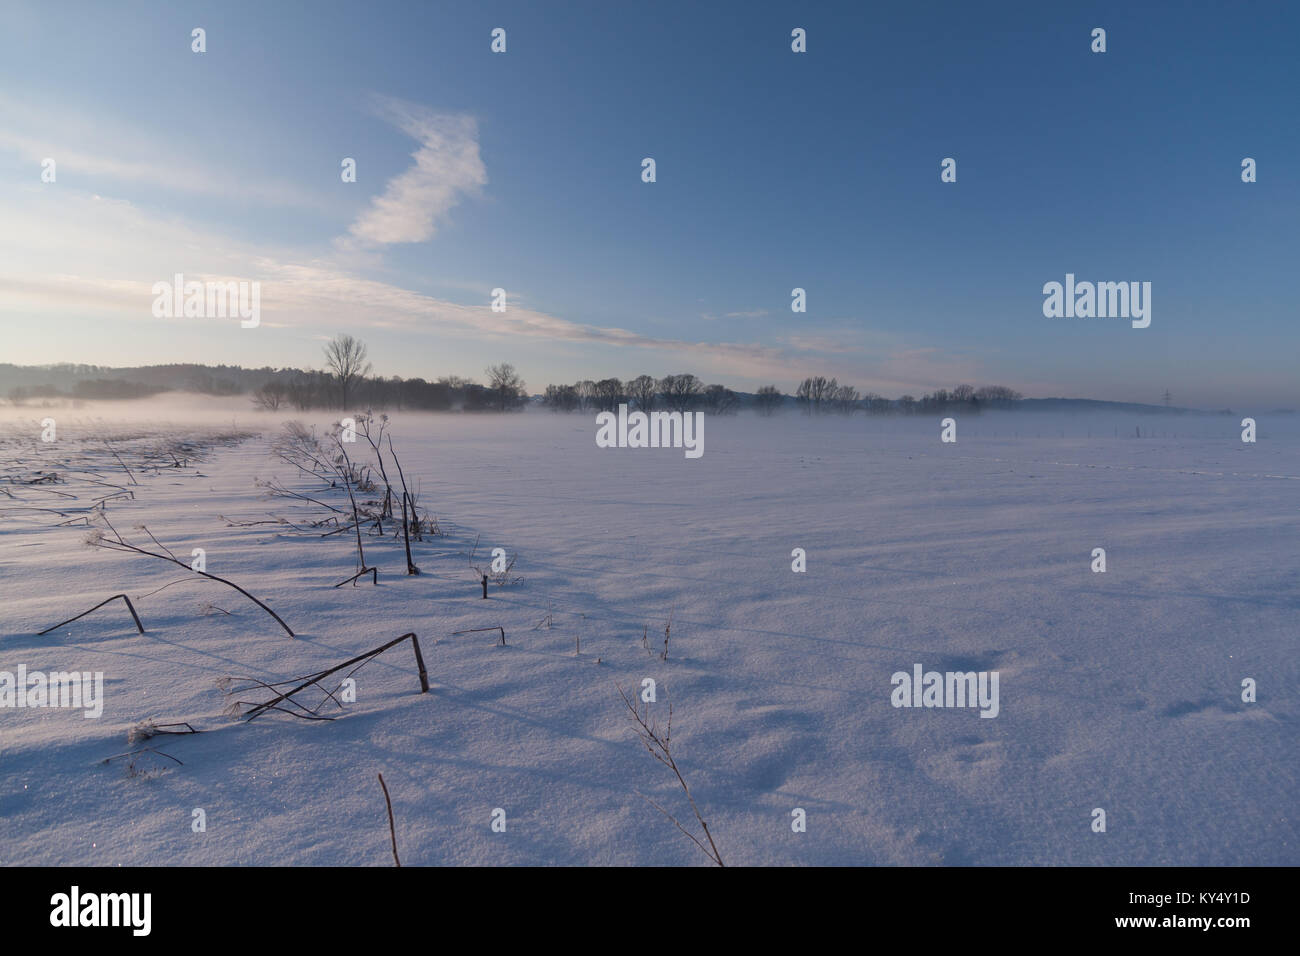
left=0, top=93, right=328, bottom=211
left=346, top=97, right=487, bottom=245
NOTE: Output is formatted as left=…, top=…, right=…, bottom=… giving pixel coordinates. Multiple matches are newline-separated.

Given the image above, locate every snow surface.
left=1, top=402, right=1296, bottom=865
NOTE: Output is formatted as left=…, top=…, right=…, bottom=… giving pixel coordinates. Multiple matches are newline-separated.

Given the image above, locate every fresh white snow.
left=1, top=401, right=1295, bottom=865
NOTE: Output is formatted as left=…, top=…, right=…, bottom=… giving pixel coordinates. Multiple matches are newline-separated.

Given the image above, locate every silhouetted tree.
left=252, top=381, right=287, bottom=410
left=703, top=384, right=738, bottom=414
left=323, top=334, right=372, bottom=411
left=486, top=363, right=527, bottom=411
left=795, top=376, right=832, bottom=414
left=661, top=374, right=702, bottom=412
left=627, top=374, right=659, bottom=412
left=754, top=385, right=783, bottom=415
left=543, top=384, right=579, bottom=411
left=831, top=382, right=860, bottom=414
left=593, top=378, right=626, bottom=412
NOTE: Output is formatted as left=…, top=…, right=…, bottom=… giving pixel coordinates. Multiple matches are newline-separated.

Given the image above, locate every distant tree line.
left=251, top=368, right=529, bottom=413
left=7, top=380, right=167, bottom=401
left=539, top=374, right=1021, bottom=416
left=250, top=336, right=528, bottom=413
left=1, top=337, right=1024, bottom=417
left=541, top=374, right=740, bottom=415
left=789, top=378, right=1023, bottom=415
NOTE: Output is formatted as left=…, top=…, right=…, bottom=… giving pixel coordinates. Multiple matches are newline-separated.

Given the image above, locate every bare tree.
left=252, top=381, right=287, bottom=410
left=831, top=382, right=860, bottom=414
left=627, top=374, right=658, bottom=412
left=703, top=384, right=738, bottom=414
left=323, top=334, right=372, bottom=411
left=661, top=374, right=702, bottom=413
left=542, top=384, right=579, bottom=411
left=814, top=377, right=833, bottom=412
left=796, top=376, right=832, bottom=414
left=795, top=378, right=812, bottom=414
left=486, top=363, right=527, bottom=411
left=754, top=385, right=783, bottom=416
left=593, top=378, right=625, bottom=412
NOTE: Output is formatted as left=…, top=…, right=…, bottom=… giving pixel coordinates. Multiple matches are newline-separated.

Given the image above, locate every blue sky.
left=1, top=0, right=1296, bottom=406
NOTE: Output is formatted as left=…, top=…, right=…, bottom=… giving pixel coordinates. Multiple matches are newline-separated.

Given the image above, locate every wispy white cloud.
left=0, top=93, right=330, bottom=210
left=700, top=309, right=769, bottom=321
left=346, top=98, right=487, bottom=245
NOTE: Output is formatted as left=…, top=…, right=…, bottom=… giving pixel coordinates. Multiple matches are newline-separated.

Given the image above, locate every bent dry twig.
left=102, top=747, right=182, bottom=766
left=89, top=517, right=295, bottom=638
left=378, top=772, right=401, bottom=866
left=334, top=567, right=378, bottom=588
left=38, top=593, right=145, bottom=636
left=103, top=439, right=138, bottom=486
left=127, top=720, right=200, bottom=744
left=451, top=626, right=506, bottom=647
left=223, top=632, right=430, bottom=722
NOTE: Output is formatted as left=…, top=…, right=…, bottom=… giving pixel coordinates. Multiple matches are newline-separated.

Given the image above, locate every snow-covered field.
left=1, top=402, right=1296, bottom=865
